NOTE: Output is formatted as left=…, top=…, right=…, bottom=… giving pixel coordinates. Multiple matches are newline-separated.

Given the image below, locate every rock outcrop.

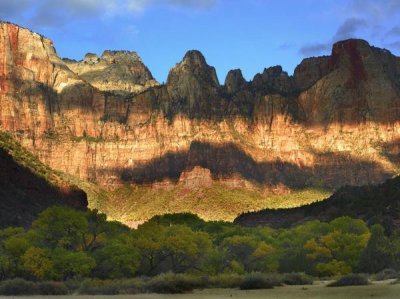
left=1, top=22, right=400, bottom=223
left=64, top=50, right=158, bottom=94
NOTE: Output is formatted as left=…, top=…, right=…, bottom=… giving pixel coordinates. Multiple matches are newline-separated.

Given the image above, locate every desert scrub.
left=0, top=278, right=39, bottom=295
left=142, top=273, right=206, bottom=294
left=327, top=274, right=369, bottom=287
left=239, top=272, right=282, bottom=290
left=207, top=273, right=244, bottom=288
left=79, top=279, right=141, bottom=295
left=282, top=273, right=314, bottom=285
left=36, top=281, right=69, bottom=295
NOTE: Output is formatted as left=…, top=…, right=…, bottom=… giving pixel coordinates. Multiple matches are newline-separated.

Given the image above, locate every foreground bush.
left=37, top=281, right=68, bottom=295
left=143, top=273, right=205, bottom=294
left=239, top=272, right=282, bottom=290
left=373, top=269, right=399, bottom=281
left=79, top=279, right=141, bottom=295
left=327, top=274, right=369, bottom=287
left=208, top=273, right=244, bottom=288
left=282, top=273, right=313, bottom=285
left=0, top=278, right=38, bottom=295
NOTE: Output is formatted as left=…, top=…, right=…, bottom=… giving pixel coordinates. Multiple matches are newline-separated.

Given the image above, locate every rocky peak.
left=83, top=53, right=99, bottom=64
left=330, top=39, right=371, bottom=80
left=182, top=50, right=208, bottom=67
left=167, top=50, right=220, bottom=88
left=100, top=50, right=142, bottom=64
left=65, top=50, right=158, bottom=94
left=251, top=65, right=294, bottom=95
left=165, top=50, right=221, bottom=115
left=224, top=69, right=247, bottom=94
left=0, top=22, right=83, bottom=93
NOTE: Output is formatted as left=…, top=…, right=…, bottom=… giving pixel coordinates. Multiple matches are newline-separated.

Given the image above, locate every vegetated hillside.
left=98, top=183, right=330, bottom=226
left=0, top=131, right=87, bottom=227
left=235, top=176, right=400, bottom=233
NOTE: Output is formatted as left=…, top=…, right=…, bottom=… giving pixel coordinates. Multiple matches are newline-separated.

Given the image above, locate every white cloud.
left=1, top=0, right=217, bottom=28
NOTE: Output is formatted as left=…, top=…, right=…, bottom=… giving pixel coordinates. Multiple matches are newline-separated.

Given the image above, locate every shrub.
left=282, top=273, right=314, bottom=285
left=0, top=278, right=38, bottom=295
left=143, top=273, right=202, bottom=294
left=373, top=269, right=399, bottom=281
left=327, top=274, right=369, bottom=287
left=37, top=281, right=69, bottom=295
left=239, top=272, right=282, bottom=290
left=208, top=273, right=244, bottom=288
left=79, top=279, right=140, bottom=295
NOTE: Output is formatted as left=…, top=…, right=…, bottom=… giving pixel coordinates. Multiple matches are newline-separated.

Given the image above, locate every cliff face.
left=1, top=22, right=400, bottom=222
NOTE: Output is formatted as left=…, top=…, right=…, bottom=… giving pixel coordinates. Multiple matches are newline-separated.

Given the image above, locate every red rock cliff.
left=1, top=22, right=399, bottom=197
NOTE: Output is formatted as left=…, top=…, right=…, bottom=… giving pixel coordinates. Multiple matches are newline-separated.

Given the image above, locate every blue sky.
left=1, top=0, right=400, bottom=83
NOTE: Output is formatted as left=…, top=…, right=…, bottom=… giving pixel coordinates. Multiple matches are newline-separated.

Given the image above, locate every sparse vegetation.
left=99, top=183, right=330, bottom=224
left=327, top=274, right=369, bottom=287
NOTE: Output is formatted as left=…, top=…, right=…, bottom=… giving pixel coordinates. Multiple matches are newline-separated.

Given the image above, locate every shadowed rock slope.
left=0, top=132, right=87, bottom=228
left=234, top=175, right=400, bottom=233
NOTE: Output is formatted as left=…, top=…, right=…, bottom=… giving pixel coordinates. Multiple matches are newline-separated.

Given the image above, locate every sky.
left=1, top=0, right=400, bottom=83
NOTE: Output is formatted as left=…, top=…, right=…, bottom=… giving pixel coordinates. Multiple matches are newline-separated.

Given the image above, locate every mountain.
left=0, top=131, right=87, bottom=228
left=63, top=51, right=159, bottom=94
left=234, top=175, right=400, bottom=233
left=0, top=21, right=399, bottom=224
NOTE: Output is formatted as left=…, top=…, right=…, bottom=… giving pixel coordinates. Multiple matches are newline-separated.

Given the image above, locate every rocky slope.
left=234, top=175, right=400, bottom=233
left=1, top=21, right=400, bottom=223
left=0, top=131, right=87, bottom=228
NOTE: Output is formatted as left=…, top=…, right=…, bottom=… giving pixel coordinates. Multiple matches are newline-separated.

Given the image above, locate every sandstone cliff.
left=1, top=22, right=400, bottom=223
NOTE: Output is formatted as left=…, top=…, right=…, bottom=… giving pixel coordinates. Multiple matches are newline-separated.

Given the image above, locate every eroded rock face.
left=1, top=23, right=400, bottom=202
left=65, top=50, right=158, bottom=94
left=225, top=69, right=247, bottom=94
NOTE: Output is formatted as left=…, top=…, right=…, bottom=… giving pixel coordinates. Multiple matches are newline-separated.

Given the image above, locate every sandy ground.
left=1, top=280, right=399, bottom=299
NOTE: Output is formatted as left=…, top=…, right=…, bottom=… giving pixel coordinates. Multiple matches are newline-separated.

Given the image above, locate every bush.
left=282, top=273, right=313, bottom=285
left=373, top=269, right=399, bottom=281
left=0, top=278, right=38, bottom=295
left=239, top=272, right=282, bottom=290
left=208, top=273, right=244, bottom=288
left=143, top=273, right=203, bottom=294
left=79, top=279, right=140, bottom=295
left=37, top=281, right=69, bottom=295
left=327, top=274, right=369, bottom=287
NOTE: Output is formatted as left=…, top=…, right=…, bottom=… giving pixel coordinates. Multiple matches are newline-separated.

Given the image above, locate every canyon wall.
left=1, top=22, right=400, bottom=196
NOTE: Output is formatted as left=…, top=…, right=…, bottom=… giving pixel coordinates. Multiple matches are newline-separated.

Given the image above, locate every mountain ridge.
left=1, top=21, right=400, bottom=224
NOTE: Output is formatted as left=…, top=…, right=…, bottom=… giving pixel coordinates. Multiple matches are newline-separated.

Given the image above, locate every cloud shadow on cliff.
left=100, top=141, right=393, bottom=190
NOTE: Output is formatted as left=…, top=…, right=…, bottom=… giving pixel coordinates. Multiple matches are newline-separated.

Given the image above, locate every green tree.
left=357, top=224, right=392, bottom=273
left=93, top=241, right=140, bottom=279
left=21, top=247, right=53, bottom=280
left=277, top=220, right=331, bottom=273
left=135, top=224, right=212, bottom=275
left=32, top=206, right=88, bottom=250
left=222, top=235, right=277, bottom=273
left=51, top=247, right=96, bottom=280
left=304, top=217, right=370, bottom=276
